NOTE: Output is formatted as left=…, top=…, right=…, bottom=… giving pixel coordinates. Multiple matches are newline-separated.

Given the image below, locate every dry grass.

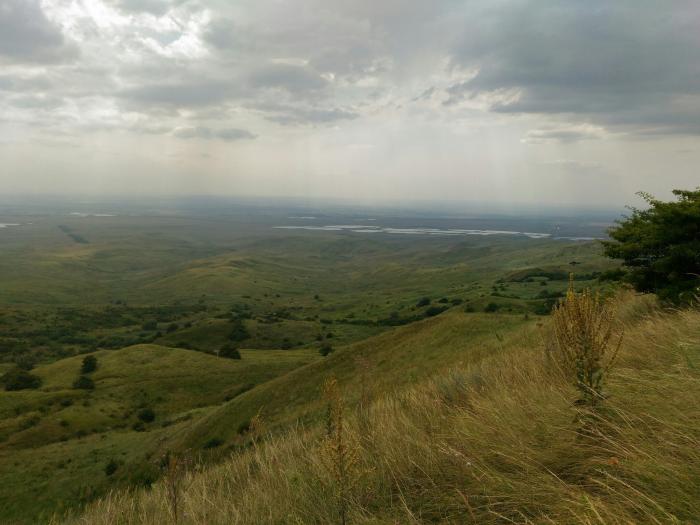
left=550, top=277, right=623, bottom=405
left=59, top=294, right=700, bottom=524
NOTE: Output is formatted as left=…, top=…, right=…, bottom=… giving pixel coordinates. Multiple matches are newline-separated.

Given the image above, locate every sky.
left=0, top=0, right=699, bottom=207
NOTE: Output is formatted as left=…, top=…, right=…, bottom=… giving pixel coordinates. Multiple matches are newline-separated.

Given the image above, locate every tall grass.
left=550, top=277, right=623, bottom=405
left=60, top=295, right=700, bottom=524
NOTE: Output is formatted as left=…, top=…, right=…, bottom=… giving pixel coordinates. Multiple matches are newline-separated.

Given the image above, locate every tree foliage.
left=81, top=355, right=98, bottom=374
left=219, top=344, right=242, bottom=359
left=603, top=189, right=700, bottom=304
left=2, top=368, right=42, bottom=391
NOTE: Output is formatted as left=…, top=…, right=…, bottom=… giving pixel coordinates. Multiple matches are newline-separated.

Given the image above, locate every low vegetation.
left=60, top=292, right=700, bottom=524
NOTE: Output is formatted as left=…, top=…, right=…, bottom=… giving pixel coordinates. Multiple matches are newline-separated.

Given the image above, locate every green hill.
left=62, top=293, right=700, bottom=524
left=0, top=344, right=316, bottom=523
left=171, top=309, right=534, bottom=450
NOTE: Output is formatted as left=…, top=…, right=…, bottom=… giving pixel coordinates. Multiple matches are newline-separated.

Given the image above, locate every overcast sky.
left=0, top=0, right=698, bottom=206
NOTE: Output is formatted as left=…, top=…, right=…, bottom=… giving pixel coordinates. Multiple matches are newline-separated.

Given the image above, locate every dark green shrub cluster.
left=2, top=368, right=42, bottom=391
left=319, top=344, right=334, bottom=356
left=73, top=375, right=95, bottom=390
left=74, top=355, right=98, bottom=390
left=81, top=355, right=98, bottom=374
left=219, top=345, right=242, bottom=359
left=416, top=297, right=431, bottom=307
left=137, top=408, right=156, bottom=423
left=228, top=319, right=250, bottom=342
left=425, top=306, right=448, bottom=317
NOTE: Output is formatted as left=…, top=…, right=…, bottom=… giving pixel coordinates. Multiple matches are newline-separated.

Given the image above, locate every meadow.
left=0, top=206, right=620, bottom=523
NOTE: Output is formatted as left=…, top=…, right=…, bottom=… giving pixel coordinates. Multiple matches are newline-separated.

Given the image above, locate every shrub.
left=219, top=345, right=242, bottom=359
left=14, top=355, right=35, bottom=371
left=81, top=355, right=97, bottom=374
left=73, top=375, right=95, bottom=390
left=137, top=407, right=156, bottom=423
left=425, top=306, right=448, bottom=317
left=550, top=278, right=623, bottom=405
left=319, top=344, right=334, bottom=356
left=141, top=320, right=157, bottom=330
left=603, top=188, right=700, bottom=304
left=416, top=297, right=431, bottom=307
left=105, top=460, right=119, bottom=476
left=228, top=319, right=250, bottom=342
left=484, top=302, right=500, bottom=313
left=3, top=368, right=42, bottom=391
left=203, top=438, right=224, bottom=449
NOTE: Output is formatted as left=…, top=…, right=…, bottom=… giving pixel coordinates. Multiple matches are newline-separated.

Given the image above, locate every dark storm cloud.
left=0, top=0, right=77, bottom=63
left=448, top=0, right=700, bottom=135
left=4, top=0, right=700, bottom=139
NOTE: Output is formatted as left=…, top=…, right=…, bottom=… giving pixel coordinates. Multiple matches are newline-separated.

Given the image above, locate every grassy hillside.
left=0, top=344, right=316, bottom=524
left=171, top=310, right=533, bottom=450
left=63, top=294, right=700, bottom=524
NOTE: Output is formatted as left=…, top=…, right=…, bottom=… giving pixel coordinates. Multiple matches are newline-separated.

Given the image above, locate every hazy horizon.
left=2, top=1, right=699, bottom=205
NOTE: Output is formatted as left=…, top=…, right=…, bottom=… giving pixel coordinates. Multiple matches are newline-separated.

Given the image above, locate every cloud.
left=254, top=102, right=358, bottom=125
left=172, top=126, right=257, bottom=141
left=449, top=0, right=700, bottom=135
left=106, top=0, right=186, bottom=16
left=249, top=63, right=328, bottom=94
left=0, top=0, right=77, bottom=63
left=119, top=80, right=238, bottom=108
left=522, top=124, right=608, bottom=144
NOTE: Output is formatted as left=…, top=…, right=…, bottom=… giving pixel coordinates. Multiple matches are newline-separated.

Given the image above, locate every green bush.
left=137, top=407, right=156, bottom=423
left=141, top=320, right=157, bottom=330
left=203, top=438, right=224, bottom=449
left=416, top=297, right=431, bottom=307
left=2, top=368, right=42, bottom=391
left=105, top=460, right=119, bottom=476
left=73, top=375, right=95, bottom=390
left=319, top=344, right=334, bottom=356
left=219, top=345, right=242, bottom=359
left=484, top=302, right=500, bottom=313
left=425, top=306, right=448, bottom=317
left=81, top=355, right=97, bottom=374
left=228, top=319, right=250, bottom=342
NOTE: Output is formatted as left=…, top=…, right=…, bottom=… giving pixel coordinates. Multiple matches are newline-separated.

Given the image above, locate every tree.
left=3, top=368, right=42, bottom=391
left=603, top=189, right=700, bottom=304
left=219, top=345, right=242, bottom=359
left=137, top=407, right=156, bottom=423
left=81, top=355, right=98, bottom=374
left=228, top=319, right=250, bottom=342
left=73, top=375, right=95, bottom=390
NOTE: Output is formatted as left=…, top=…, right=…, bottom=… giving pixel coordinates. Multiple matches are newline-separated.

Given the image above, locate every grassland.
left=63, top=293, right=700, bottom=524
left=0, top=210, right=621, bottom=523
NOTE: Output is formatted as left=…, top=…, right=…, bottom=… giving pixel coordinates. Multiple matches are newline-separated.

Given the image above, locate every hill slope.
left=0, top=344, right=316, bottom=524
left=65, top=293, right=700, bottom=524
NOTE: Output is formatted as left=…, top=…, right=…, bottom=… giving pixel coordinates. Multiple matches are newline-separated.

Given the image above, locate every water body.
left=274, top=224, right=557, bottom=239
left=272, top=222, right=607, bottom=240
left=69, top=212, right=117, bottom=217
